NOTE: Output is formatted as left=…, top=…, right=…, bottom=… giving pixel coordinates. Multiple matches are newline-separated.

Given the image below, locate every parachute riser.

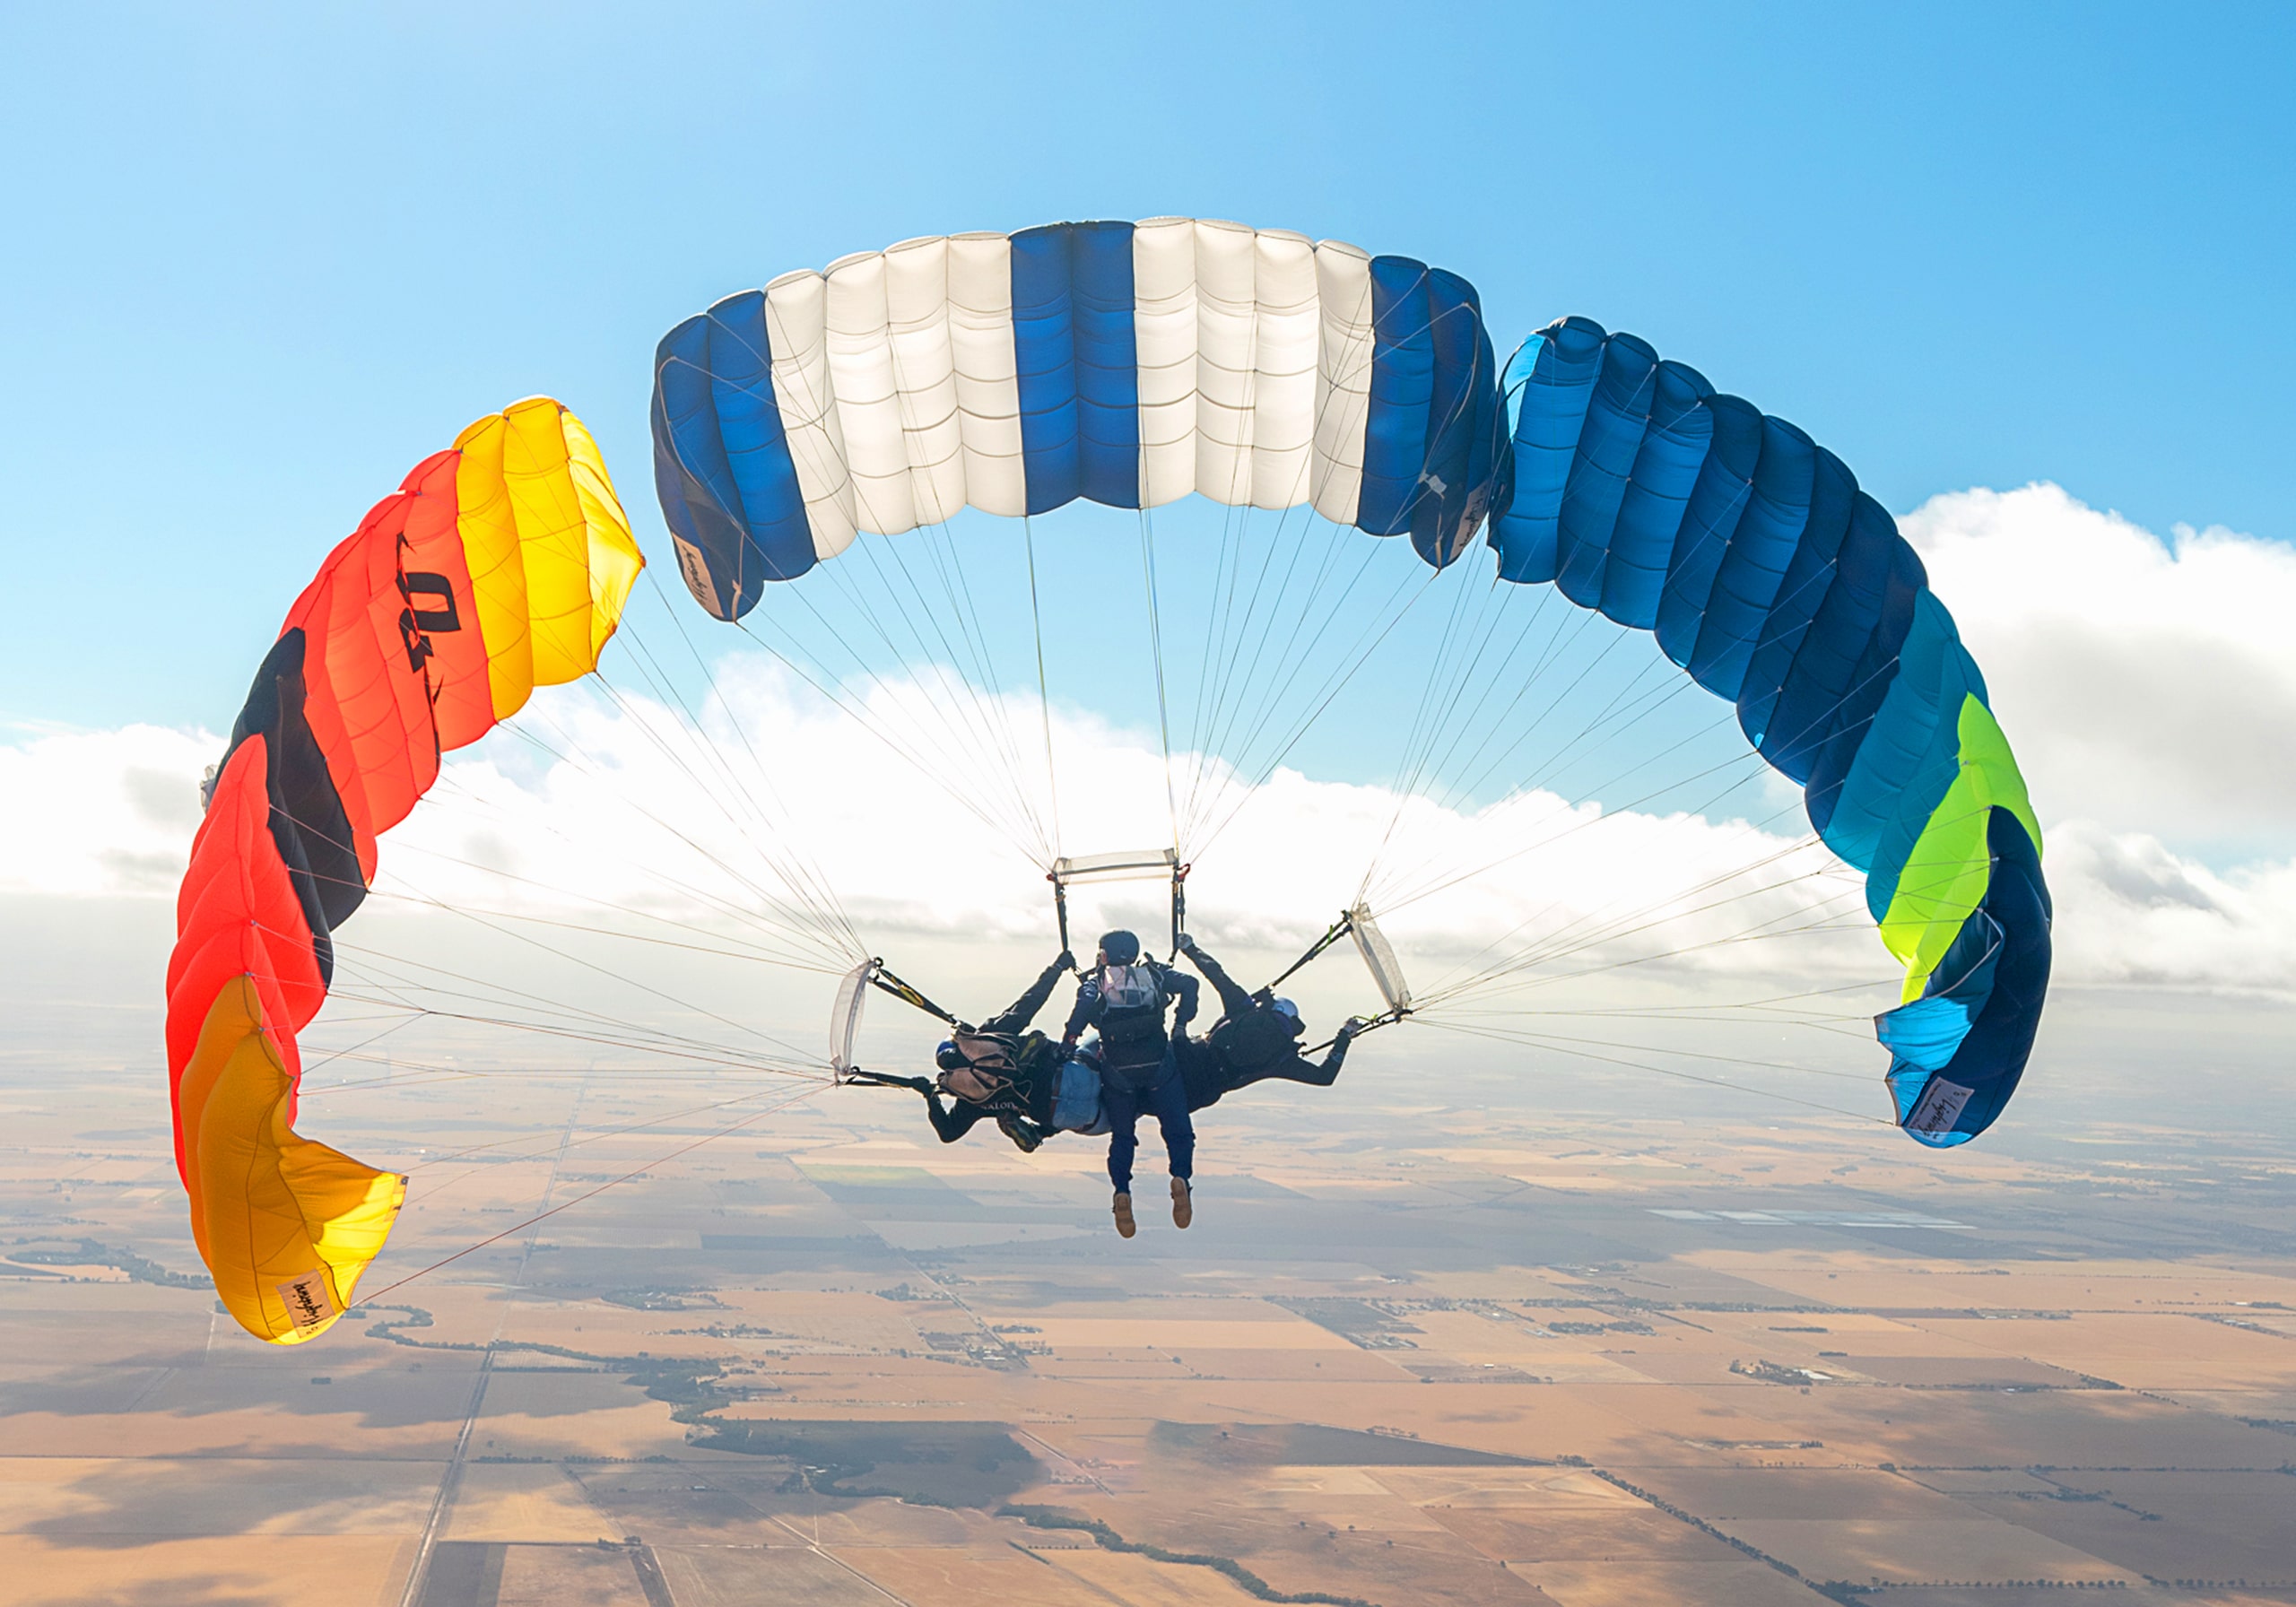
left=1303, top=1003, right=1412, bottom=1058
left=831, top=959, right=968, bottom=1089
left=1263, top=910, right=1357, bottom=995
left=865, top=963, right=967, bottom=1031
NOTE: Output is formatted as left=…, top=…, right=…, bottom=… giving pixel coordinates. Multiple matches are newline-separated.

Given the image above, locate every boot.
left=1170, top=1176, right=1193, bottom=1229
left=1112, top=1191, right=1136, bottom=1238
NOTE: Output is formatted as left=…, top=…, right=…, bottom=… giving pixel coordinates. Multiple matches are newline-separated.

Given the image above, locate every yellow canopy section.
left=179, top=977, right=406, bottom=1343
left=455, top=397, right=646, bottom=723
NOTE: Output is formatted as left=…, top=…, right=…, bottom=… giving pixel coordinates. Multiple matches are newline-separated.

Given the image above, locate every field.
left=2, top=942, right=2293, bottom=1607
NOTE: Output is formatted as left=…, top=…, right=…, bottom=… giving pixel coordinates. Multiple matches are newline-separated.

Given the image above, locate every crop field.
left=1, top=1017, right=2293, bottom=1607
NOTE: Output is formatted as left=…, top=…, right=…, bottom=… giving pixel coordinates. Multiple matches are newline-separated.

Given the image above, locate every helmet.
left=1270, top=997, right=1304, bottom=1036
left=1098, top=929, right=1141, bottom=965
left=935, top=1040, right=968, bottom=1072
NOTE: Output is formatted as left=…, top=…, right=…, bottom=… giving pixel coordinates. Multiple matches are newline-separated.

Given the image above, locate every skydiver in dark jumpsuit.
left=1062, top=930, right=1199, bottom=1238
left=890, top=951, right=1074, bottom=1151
left=1172, top=934, right=1360, bottom=1112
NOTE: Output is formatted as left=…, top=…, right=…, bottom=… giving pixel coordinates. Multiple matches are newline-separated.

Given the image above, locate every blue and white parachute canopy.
left=651, top=217, right=1501, bottom=618
left=648, top=218, right=2053, bottom=1150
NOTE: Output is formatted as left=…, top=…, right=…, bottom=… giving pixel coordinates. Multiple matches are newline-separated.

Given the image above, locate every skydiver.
left=891, top=950, right=1074, bottom=1153
left=1172, top=934, right=1361, bottom=1110
left=1062, top=929, right=1198, bottom=1238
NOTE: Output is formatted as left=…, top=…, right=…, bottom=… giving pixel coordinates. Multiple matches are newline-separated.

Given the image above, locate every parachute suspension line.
left=309, top=926, right=830, bottom=1086
left=319, top=937, right=830, bottom=1072
left=731, top=610, right=1046, bottom=860
left=382, top=769, right=845, bottom=970
left=1184, top=289, right=1486, bottom=856
left=356, top=1080, right=836, bottom=1307
left=719, top=314, right=1049, bottom=861
left=252, top=788, right=843, bottom=1074
left=1171, top=282, right=1278, bottom=849
left=276, top=812, right=827, bottom=1069
left=1364, top=627, right=1915, bottom=920
left=1176, top=291, right=1401, bottom=852
left=1137, top=507, right=1180, bottom=850
left=1413, top=1017, right=1900, bottom=1124
left=1187, top=506, right=1360, bottom=831
left=485, top=699, right=860, bottom=970
left=395, top=1076, right=837, bottom=1181
left=848, top=520, right=1057, bottom=858
left=561, top=674, right=859, bottom=963
left=1022, top=512, right=1064, bottom=861
left=1359, top=505, right=1900, bottom=918
left=873, top=291, right=1056, bottom=860
left=733, top=536, right=1042, bottom=856
left=1196, top=514, right=1365, bottom=789
left=512, top=596, right=861, bottom=960
left=1187, top=557, right=1440, bottom=862
left=817, top=536, right=1050, bottom=861
left=1414, top=868, right=1874, bottom=1018
left=628, top=571, right=869, bottom=955
left=1354, top=549, right=1503, bottom=900
left=1410, top=828, right=1840, bottom=1004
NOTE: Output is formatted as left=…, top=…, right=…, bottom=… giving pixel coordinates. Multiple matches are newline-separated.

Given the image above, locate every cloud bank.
left=6, top=483, right=2292, bottom=1006
left=1902, top=482, right=2296, bottom=856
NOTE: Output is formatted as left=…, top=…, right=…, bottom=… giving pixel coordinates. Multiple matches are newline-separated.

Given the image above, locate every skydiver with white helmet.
left=1173, top=934, right=1361, bottom=1110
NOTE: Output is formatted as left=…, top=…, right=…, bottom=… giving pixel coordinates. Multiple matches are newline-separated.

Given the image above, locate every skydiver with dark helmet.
left=1061, top=929, right=1199, bottom=1238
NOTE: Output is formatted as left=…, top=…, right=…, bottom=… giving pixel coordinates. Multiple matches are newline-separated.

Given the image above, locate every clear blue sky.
left=4, top=1, right=2291, bottom=731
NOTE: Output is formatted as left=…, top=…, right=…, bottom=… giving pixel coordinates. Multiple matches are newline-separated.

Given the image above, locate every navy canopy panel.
left=1488, top=317, right=2051, bottom=1147
left=648, top=219, right=1504, bottom=626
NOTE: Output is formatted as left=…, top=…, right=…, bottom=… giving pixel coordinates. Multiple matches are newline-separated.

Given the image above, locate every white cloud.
left=1890, top=483, right=2296, bottom=1000
left=1901, top=482, right=2296, bottom=855
left=0, top=670, right=1871, bottom=1025
left=0, top=723, right=215, bottom=896
left=15, top=482, right=2296, bottom=1015
left=2044, top=821, right=2296, bottom=996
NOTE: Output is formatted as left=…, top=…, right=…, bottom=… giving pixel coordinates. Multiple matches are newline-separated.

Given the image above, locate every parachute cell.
left=651, top=218, right=1503, bottom=619
left=166, top=398, right=643, bottom=1342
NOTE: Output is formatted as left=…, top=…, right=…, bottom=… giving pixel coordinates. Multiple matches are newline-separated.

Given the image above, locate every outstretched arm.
left=1061, top=977, right=1100, bottom=1047
left=1177, top=938, right=1256, bottom=1021
left=984, top=951, right=1075, bottom=1035
left=920, top=1087, right=987, bottom=1144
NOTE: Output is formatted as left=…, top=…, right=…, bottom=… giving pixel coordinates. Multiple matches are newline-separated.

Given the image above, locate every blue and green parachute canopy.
left=649, top=216, right=2051, bottom=1147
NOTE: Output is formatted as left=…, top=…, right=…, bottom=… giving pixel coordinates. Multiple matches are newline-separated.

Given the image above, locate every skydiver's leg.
left=1136, top=1055, right=1195, bottom=1229
left=1101, top=1081, right=1143, bottom=1238
left=1102, top=1082, right=1142, bottom=1194
left=1145, top=1055, right=1195, bottom=1183
left=1181, top=942, right=1258, bottom=1021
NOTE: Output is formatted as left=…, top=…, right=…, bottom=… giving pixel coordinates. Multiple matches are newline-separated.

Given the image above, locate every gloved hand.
left=1177, top=933, right=1199, bottom=956
left=1056, top=949, right=1077, bottom=972
left=1338, top=1016, right=1368, bottom=1041
left=904, top=1074, right=938, bottom=1094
